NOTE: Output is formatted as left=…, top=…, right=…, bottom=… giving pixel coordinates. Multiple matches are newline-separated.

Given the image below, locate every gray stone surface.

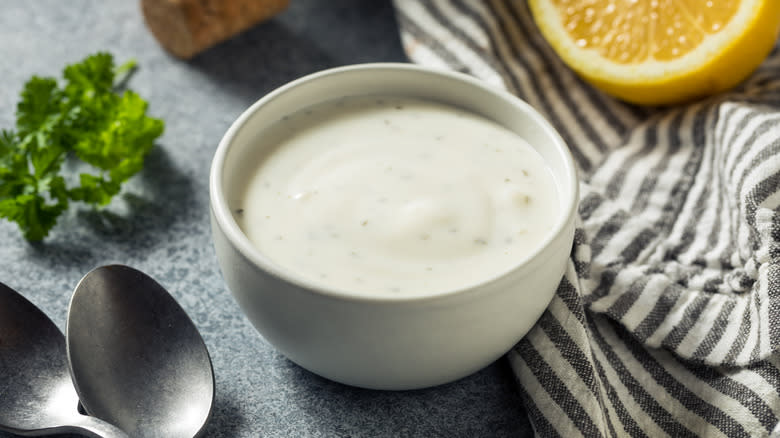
left=0, top=1, right=532, bottom=436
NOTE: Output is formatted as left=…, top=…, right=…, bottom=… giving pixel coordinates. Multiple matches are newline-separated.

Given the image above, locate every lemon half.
left=529, top=0, right=780, bottom=105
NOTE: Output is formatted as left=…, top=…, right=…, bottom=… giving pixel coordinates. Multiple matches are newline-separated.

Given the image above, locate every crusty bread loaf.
left=141, top=0, right=289, bottom=59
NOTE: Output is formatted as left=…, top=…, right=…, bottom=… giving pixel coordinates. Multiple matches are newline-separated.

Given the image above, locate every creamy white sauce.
left=236, top=96, right=560, bottom=296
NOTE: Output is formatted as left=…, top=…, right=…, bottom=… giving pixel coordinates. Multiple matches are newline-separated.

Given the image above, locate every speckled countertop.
left=0, top=1, right=532, bottom=436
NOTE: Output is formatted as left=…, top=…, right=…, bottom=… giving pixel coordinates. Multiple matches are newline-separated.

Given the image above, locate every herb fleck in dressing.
left=237, top=96, right=560, bottom=296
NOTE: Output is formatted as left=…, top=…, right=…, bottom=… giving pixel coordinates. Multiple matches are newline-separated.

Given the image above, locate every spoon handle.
left=66, top=415, right=130, bottom=438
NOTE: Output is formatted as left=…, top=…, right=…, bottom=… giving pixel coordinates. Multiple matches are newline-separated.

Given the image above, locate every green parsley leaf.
left=15, top=76, right=62, bottom=137
left=0, top=52, right=164, bottom=241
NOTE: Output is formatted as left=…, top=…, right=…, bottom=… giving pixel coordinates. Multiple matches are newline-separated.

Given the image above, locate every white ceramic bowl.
left=210, top=63, right=578, bottom=390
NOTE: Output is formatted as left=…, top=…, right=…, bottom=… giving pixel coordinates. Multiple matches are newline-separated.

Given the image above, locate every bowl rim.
left=209, top=62, right=579, bottom=303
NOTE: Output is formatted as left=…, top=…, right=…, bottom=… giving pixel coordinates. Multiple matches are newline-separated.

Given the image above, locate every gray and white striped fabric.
left=392, top=1, right=780, bottom=436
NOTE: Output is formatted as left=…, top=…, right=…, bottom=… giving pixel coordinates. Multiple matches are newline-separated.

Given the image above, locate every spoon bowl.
left=66, top=265, right=215, bottom=438
left=0, top=282, right=128, bottom=438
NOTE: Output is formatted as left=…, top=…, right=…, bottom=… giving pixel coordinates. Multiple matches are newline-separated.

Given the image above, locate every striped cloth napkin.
left=392, top=1, right=780, bottom=436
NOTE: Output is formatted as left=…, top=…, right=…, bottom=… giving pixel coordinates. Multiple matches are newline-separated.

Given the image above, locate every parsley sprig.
left=0, top=52, right=164, bottom=241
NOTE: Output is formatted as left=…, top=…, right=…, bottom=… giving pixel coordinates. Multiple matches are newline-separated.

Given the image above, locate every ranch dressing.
left=236, top=96, right=560, bottom=296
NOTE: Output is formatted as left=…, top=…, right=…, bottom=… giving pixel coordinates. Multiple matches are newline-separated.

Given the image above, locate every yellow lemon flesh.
left=528, top=0, right=780, bottom=105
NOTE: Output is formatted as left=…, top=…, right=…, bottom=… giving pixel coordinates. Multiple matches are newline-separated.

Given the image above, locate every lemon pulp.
left=530, top=0, right=780, bottom=104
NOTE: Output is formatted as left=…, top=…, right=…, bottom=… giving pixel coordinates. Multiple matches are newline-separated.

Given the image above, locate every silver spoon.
left=66, top=265, right=215, bottom=438
left=0, top=281, right=129, bottom=438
